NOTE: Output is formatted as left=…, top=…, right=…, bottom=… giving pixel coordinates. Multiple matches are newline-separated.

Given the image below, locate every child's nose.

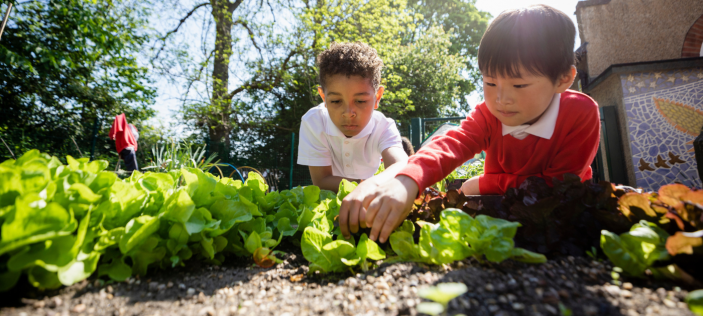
left=342, top=104, right=356, bottom=118
left=496, top=87, right=513, bottom=105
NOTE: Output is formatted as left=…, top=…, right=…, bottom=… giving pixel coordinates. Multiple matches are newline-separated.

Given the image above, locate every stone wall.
left=576, top=0, right=703, bottom=79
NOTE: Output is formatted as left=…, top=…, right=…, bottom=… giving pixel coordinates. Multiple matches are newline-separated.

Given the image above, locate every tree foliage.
left=0, top=0, right=157, bottom=162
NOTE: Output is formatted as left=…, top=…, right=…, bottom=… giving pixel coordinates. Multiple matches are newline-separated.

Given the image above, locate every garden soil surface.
left=0, top=252, right=696, bottom=316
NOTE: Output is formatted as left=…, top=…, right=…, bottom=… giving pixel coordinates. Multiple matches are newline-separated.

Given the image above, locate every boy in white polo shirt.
left=298, top=42, right=408, bottom=192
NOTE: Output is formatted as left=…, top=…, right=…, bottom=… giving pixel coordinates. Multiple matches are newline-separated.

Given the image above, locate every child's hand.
left=338, top=179, right=380, bottom=239
left=364, top=175, right=418, bottom=243
left=460, top=176, right=480, bottom=195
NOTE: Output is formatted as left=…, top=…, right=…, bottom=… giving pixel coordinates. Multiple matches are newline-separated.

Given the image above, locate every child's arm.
left=381, top=146, right=409, bottom=169
left=341, top=106, right=492, bottom=241
left=308, top=166, right=360, bottom=192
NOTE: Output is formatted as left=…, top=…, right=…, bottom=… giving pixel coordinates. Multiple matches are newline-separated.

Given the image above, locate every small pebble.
left=197, top=292, right=206, bottom=303
left=511, top=302, right=525, bottom=310
left=179, top=283, right=186, bottom=290
left=663, top=299, right=676, bottom=308
left=498, top=295, right=508, bottom=304
left=199, top=306, right=215, bottom=316
left=187, top=288, right=196, bottom=296
left=71, top=304, right=86, bottom=313
left=167, top=282, right=174, bottom=288
left=148, top=281, right=159, bottom=292
left=544, top=304, right=558, bottom=315
left=366, top=276, right=376, bottom=284
left=158, top=284, right=167, bottom=291
left=488, top=305, right=500, bottom=313
left=622, top=282, right=633, bottom=290
left=485, top=283, right=495, bottom=292
left=621, top=290, right=633, bottom=298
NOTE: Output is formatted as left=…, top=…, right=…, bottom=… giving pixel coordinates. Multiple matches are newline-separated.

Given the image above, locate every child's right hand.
left=364, top=175, right=418, bottom=243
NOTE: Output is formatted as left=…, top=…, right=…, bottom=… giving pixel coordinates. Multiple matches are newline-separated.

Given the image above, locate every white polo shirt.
left=501, top=93, right=560, bottom=140
left=297, top=103, right=402, bottom=180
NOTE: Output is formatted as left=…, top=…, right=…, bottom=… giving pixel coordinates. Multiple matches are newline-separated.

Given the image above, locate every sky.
left=149, top=0, right=583, bottom=123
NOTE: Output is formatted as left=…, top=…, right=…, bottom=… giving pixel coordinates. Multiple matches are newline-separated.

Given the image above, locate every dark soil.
left=0, top=251, right=696, bottom=316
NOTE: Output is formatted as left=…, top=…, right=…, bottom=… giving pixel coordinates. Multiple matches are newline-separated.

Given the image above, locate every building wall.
left=621, top=67, right=703, bottom=191
left=576, top=0, right=703, bottom=79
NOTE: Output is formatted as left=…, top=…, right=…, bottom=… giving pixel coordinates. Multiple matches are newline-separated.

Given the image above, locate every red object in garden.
left=399, top=90, right=600, bottom=195
left=109, top=113, right=138, bottom=153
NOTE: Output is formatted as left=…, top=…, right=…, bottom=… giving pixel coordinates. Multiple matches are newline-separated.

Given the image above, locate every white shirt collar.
left=501, top=93, right=560, bottom=140
left=324, top=104, right=376, bottom=139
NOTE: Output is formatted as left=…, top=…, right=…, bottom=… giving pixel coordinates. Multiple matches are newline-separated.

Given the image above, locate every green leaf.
left=27, top=265, right=62, bottom=290
left=185, top=208, right=220, bottom=235
left=389, top=231, right=419, bottom=260
left=0, top=270, right=21, bottom=292
left=510, top=248, right=547, bottom=264
left=119, top=215, right=160, bottom=254
left=337, top=179, right=357, bottom=200
left=160, top=189, right=196, bottom=224
left=209, top=199, right=253, bottom=233
left=418, top=282, right=468, bottom=305
left=245, top=172, right=268, bottom=199
left=57, top=251, right=101, bottom=286
left=600, top=220, right=670, bottom=277
left=416, top=302, right=444, bottom=316
left=98, top=257, right=132, bottom=282
left=686, top=290, right=703, bottom=316
left=245, top=231, right=262, bottom=254
left=301, top=227, right=334, bottom=272
left=277, top=217, right=297, bottom=237
left=357, top=233, right=386, bottom=261
left=129, top=236, right=166, bottom=276
left=1, top=194, right=70, bottom=243
left=303, top=186, right=320, bottom=206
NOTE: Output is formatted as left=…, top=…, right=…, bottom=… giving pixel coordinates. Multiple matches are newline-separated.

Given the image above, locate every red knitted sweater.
left=398, top=90, right=600, bottom=195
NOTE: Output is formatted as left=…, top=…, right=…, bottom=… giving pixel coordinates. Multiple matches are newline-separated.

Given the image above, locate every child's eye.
left=329, top=100, right=341, bottom=104
left=356, top=100, right=367, bottom=104
left=484, top=82, right=496, bottom=87
left=513, top=84, right=529, bottom=88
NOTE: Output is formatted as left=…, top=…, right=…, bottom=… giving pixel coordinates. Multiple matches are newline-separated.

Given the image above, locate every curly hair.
left=316, top=42, right=384, bottom=91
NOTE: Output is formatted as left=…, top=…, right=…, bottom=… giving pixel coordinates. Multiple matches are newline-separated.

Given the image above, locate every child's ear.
left=374, top=86, right=385, bottom=110
left=556, top=66, right=577, bottom=93
left=317, top=87, right=326, bottom=104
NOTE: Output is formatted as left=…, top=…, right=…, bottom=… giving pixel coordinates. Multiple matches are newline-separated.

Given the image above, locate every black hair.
left=317, top=42, right=384, bottom=91
left=478, top=5, right=575, bottom=83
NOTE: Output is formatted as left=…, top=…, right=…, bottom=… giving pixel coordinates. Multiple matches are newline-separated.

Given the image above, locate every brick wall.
left=682, top=15, right=703, bottom=58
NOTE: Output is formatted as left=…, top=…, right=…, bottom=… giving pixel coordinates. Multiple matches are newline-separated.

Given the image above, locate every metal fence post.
left=410, top=118, right=423, bottom=151
left=289, top=132, right=295, bottom=189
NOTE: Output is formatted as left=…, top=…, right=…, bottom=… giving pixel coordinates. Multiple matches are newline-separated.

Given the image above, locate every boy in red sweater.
left=337, top=5, right=601, bottom=243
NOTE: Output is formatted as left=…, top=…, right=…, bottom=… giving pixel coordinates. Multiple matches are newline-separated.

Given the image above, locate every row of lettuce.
left=0, top=150, right=545, bottom=291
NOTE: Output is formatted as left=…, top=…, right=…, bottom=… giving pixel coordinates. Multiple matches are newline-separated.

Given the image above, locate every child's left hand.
left=460, top=176, right=480, bottom=195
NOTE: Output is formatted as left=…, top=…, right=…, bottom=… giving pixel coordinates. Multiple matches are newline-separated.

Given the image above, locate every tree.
left=0, top=0, right=156, bottom=162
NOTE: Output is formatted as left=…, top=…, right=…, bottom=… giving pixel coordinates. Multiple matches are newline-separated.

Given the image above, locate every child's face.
left=318, top=75, right=384, bottom=137
left=482, top=65, right=575, bottom=126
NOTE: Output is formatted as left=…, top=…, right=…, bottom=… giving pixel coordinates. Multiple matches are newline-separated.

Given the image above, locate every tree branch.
left=235, top=20, right=263, bottom=60
left=227, top=50, right=297, bottom=100
left=151, top=2, right=210, bottom=63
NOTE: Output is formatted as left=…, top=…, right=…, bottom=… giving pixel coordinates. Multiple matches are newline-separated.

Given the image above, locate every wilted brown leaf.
left=666, top=232, right=703, bottom=255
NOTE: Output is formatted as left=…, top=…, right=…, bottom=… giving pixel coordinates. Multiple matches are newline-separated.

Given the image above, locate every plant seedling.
left=416, top=282, right=468, bottom=315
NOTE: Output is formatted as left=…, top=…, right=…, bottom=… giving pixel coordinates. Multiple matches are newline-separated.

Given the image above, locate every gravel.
left=0, top=253, right=696, bottom=316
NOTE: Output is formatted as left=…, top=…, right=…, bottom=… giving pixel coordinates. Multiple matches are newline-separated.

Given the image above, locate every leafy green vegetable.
left=601, top=220, right=671, bottom=278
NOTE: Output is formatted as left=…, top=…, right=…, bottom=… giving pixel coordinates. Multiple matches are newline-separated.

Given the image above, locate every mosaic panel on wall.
left=622, top=67, right=703, bottom=191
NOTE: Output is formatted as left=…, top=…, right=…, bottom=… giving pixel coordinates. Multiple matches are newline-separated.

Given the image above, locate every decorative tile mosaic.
left=622, top=68, right=703, bottom=191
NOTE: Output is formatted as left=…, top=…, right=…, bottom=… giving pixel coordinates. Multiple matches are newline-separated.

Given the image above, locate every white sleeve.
left=297, top=117, right=332, bottom=166
left=378, top=118, right=403, bottom=152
